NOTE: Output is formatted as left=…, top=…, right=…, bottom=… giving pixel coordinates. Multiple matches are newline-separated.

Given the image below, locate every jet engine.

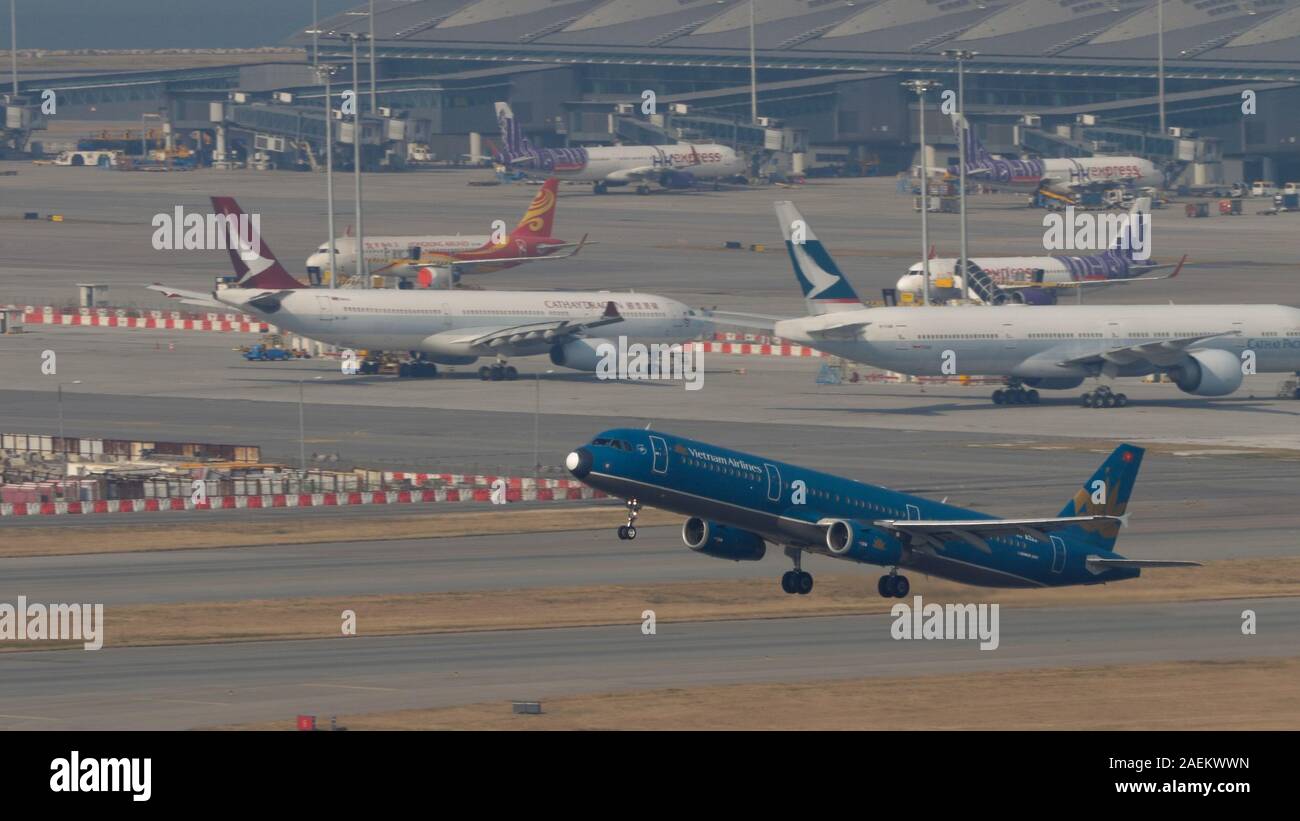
left=823, top=519, right=903, bottom=564
left=682, top=518, right=766, bottom=562
left=549, top=337, right=613, bottom=372
left=417, top=266, right=459, bottom=289
left=1169, top=349, right=1244, bottom=397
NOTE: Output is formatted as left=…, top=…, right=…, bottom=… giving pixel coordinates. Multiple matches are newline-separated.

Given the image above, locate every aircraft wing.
left=873, top=515, right=1123, bottom=553
left=708, top=311, right=784, bottom=332
left=446, top=300, right=623, bottom=349
left=1057, top=329, right=1240, bottom=368
left=605, top=166, right=660, bottom=183
left=146, top=283, right=225, bottom=309
left=999, top=256, right=1187, bottom=291
left=1086, top=557, right=1202, bottom=571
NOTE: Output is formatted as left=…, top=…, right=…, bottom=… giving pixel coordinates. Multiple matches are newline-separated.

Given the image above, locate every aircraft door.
left=649, top=435, right=669, bottom=475
left=906, top=504, right=921, bottom=520
left=316, top=295, right=337, bottom=321
left=1050, top=535, right=1067, bottom=573
left=764, top=463, right=781, bottom=502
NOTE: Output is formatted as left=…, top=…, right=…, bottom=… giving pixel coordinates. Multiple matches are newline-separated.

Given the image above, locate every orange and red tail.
left=508, top=178, right=559, bottom=240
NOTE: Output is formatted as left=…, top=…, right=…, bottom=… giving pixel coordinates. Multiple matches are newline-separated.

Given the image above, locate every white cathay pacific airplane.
left=150, top=197, right=711, bottom=381
left=718, top=202, right=1300, bottom=407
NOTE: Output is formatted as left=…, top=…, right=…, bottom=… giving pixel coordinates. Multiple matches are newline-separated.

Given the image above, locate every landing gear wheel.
left=1027, top=389, right=1040, bottom=404
left=781, top=571, right=796, bottom=595
left=478, top=365, right=492, bottom=381
left=624, top=525, right=637, bottom=540
left=878, top=575, right=895, bottom=598
left=593, top=182, right=608, bottom=195
left=795, top=571, right=814, bottom=595
left=892, top=575, right=910, bottom=598
left=992, top=389, right=1005, bottom=405
left=504, top=365, right=518, bottom=381
left=636, top=184, right=651, bottom=196
left=617, top=525, right=629, bottom=540
left=1115, top=393, right=1128, bottom=407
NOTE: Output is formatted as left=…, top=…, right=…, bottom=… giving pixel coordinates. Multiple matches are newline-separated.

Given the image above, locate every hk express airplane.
left=151, top=197, right=710, bottom=380
left=718, top=202, right=1300, bottom=407
left=305, top=178, right=587, bottom=284
left=566, top=429, right=1197, bottom=597
left=495, top=101, right=743, bottom=195
left=947, top=114, right=1162, bottom=198
left=896, top=197, right=1186, bottom=305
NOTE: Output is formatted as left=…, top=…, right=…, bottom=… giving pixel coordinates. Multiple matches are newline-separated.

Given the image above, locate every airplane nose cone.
left=565, top=447, right=592, bottom=479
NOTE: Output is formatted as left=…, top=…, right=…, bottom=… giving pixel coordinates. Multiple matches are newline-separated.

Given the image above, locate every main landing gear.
left=780, top=546, right=814, bottom=595
left=992, top=384, right=1040, bottom=406
left=635, top=184, right=652, bottom=196
left=616, top=499, right=641, bottom=540
left=593, top=181, right=608, bottom=195
left=877, top=569, right=910, bottom=599
left=1081, top=384, right=1127, bottom=408
left=478, top=361, right=519, bottom=381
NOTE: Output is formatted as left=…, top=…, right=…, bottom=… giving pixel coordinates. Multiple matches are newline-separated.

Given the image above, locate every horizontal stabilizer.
left=1086, top=557, right=1202, bottom=571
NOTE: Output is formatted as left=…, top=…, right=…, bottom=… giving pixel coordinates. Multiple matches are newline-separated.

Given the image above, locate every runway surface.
left=0, top=597, right=1292, bottom=730
left=3, top=497, right=1298, bottom=606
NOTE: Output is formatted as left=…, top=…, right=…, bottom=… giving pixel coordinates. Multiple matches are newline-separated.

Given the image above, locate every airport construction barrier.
left=10, top=304, right=273, bottom=333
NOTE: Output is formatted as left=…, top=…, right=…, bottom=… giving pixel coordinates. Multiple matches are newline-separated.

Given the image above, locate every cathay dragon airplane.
left=717, top=202, right=1300, bottom=407
left=305, top=178, right=587, bottom=284
left=896, top=197, right=1186, bottom=305
left=150, top=197, right=709, bottom=380
left=566, top=429, right=1198, bottom=597
left=947, top=114, right=1162, bottom=199
left=495, top=102, right=744, bottom=195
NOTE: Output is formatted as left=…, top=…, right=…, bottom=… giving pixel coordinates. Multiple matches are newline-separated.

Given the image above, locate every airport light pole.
left=57, top=380, right=81, bottom=440
left=902, top=79, right=941, bottom=307
left=1157, top=0, right=1165, bottom=136
left=533, top=370, right=553, bottom=478
left=748, top=0, right=757, bottom=123
left=9, top=0, right=17, bottom=97
left=298, top=376, right=322, bottom=475
left=311, top=0, right=318, bottom=66
left=369, top=0, right=377, bottom=114
left=943, top=49, right=976, bottom=303
left=315, top=63, right=339, bottom=289
left=337, top=32, right=369, bottom=287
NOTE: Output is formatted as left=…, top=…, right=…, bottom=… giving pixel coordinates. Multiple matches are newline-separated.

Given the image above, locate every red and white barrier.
left=689, top=341, right=827, bottom=358
left=0, top=485, right=607, bottom=517
left=15, top=306, right=272, bottom=334
left=383, top=472, right=586, bottom=489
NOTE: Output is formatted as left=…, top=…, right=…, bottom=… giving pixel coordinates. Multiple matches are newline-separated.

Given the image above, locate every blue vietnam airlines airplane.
left=565, top=429, right=1199, bottom=597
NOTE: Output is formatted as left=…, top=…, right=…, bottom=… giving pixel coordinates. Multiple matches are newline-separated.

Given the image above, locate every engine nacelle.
left=1170, top=349, right=1244, bottom=397
left=682, top=518, right=766, bottom=562
left=549, top=337, right=613, bottom=372
left=823, top=519, right=903, bottom=565
left=417, top=266, right=459, bottom=289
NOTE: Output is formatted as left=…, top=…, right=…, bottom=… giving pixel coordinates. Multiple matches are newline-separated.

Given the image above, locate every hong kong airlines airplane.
left=566, top=429, right=1198, bottom=597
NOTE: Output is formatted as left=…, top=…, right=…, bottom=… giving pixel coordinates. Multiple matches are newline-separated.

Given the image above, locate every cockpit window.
left=592, top=438, right=633, bottom=451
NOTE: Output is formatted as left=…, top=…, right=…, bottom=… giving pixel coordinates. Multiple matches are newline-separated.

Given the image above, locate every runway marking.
left=301, top=683, right=402, bottom=692
left=130, top=698, right=231, bottom=707
left=0, top=713, right=57, bottom=721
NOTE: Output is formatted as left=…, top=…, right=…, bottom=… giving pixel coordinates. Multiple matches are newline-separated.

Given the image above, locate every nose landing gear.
left=616, top=499, right=641, bottom=540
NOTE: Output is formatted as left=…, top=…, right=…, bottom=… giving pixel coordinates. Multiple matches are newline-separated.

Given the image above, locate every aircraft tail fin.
left=509, top=178, right=559, bottom=239
left=1055, top=443, right=1144, bottom=552
left=1111, top=196, right=1152, bottom=261
left=209, top=196, right=304, bottom=290
left=774, top=201, right=862, bottom=315
left=953, top=112, right=993, bottom=166
left=494, top=101, right=533, bottom=163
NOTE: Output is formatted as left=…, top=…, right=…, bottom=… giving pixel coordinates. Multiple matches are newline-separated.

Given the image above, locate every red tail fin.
left=210, top=196, right=304, bottom=289
left=508, top=178, right=559, bottom=240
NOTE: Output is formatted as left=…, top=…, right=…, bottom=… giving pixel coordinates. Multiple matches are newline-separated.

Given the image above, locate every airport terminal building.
left=6, top=0, right=1300, bottom=183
